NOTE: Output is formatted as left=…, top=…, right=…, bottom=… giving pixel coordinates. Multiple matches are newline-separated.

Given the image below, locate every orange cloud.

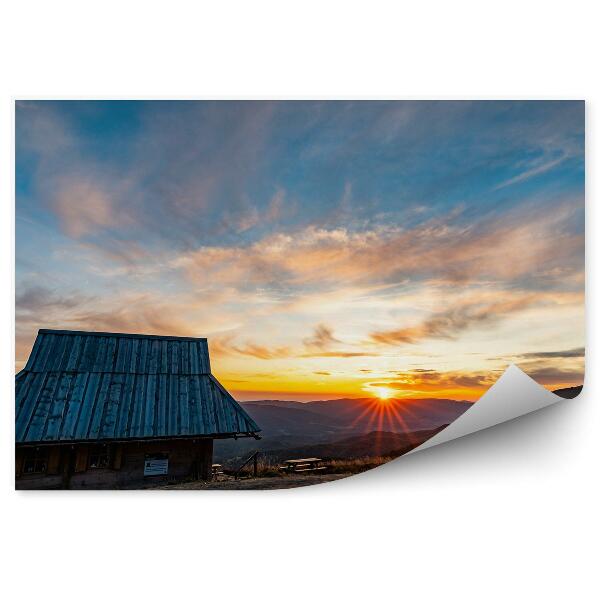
left=14, top=284, right=244, bottom=369
left=301, top=350, right=379, bottom=358
left=518, top=365, right=584, bottom=387
left=210, top=335, right=292, bottom=360
left=371, top=294, right=538, bottom=345
left=53, top=178, right=122, bottom=238
left=211, top=333, right=376, bottom=361
left=172, top=202, right=583, bottom=292
left=303, top=323, right=340, bottom=349
left=373, top=368, right=499, bottom=393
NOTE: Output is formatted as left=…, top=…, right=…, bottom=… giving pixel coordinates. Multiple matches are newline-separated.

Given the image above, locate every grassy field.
left=223, top=454, right=394, bottom=477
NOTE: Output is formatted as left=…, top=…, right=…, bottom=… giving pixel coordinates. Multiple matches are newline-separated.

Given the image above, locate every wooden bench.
left=279, top=458, right=327, bottom=474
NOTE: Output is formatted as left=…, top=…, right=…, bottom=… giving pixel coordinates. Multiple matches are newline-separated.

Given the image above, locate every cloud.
left=266, top=188, right=286, bottom=222
left=313, top=371, right=331, bottom=376
left=370, top=294, right=537, bottom=345
left=15, top=284, right=95, bottom=372
left=371, top=368, right=499, bottom=392
left=210, top=336, right=292, bottom=360
left=516, top=347, right=585, bottom=359
left=14, top=283, right=247, bottom=369
left=303, top=323, right=340, bottom=350
left=69, top=305, right=196, bottom=338
left=519, top=366, right=584, bottom=386
left=17, top=101, right=285, bottom=255
left=211, top=332, right=376, bottom=361
left=301, top=351, right=379, bottom=358
left=52, top=178, right=120, bottom=238
left=172, top=198, right=583, bottom=297
left=16, top=101, right=74, bottom=156
left=79, top=239, right=153, bottom=268
left=16, top=285, right=90, bottom=313
left=494, top=155, right=568, bottom=190
left=18, top=293, right=203, bottom=340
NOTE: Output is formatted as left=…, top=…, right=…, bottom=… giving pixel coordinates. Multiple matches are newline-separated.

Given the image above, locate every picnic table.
left=279, top=457, right=327, bottom=473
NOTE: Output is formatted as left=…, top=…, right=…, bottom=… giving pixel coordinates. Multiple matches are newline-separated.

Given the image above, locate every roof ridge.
left=38, top=329, right=207, bottom=342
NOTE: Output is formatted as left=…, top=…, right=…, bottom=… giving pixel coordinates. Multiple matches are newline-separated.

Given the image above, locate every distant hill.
left=260, top=426, right=447, bottom=462
left=214, top=396, right=472, bottom=463
left=214, top=386, right=584, bottom=466
left=244, top=397, right=472, bottom=433
left=552, top=385, right=583, bottom=399
left=240, top=402, right=346, bottom=438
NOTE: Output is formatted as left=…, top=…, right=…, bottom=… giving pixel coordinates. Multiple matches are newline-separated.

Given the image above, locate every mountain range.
left=214, top=385, right=582, bottom=465
left=260, top=426, right=448, bottom=463
left=214, top=396, right=472, bottom=463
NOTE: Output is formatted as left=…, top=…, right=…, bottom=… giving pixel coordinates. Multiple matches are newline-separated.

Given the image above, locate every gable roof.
left=16, top=330, right=260, bottom=444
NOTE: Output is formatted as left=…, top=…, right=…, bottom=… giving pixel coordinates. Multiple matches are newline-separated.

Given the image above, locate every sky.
left=15, top=101, right=585, bottom=401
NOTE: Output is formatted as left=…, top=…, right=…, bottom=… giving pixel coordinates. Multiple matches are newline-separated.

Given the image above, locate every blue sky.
left=15, top=101, right=585, bottom=399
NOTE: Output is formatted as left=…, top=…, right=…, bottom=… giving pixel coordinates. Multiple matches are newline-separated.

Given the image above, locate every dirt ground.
left=158, top=473, right=350, bottom=490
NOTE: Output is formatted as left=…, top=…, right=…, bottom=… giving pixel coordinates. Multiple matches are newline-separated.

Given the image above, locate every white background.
left=0, top=2, right=597, bottom=599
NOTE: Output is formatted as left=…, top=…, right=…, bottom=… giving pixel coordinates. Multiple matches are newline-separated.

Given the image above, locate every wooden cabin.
left=15, top=329, right=260, bottom=489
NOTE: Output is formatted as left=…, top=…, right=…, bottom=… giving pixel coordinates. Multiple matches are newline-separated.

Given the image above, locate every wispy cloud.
left=303, top=323, right=340, bottom=350
left=16, top=285, right=91, bottom=313
left=210, top=335, right=292, bottom=360
left=301, top=350, right=379, bottom=358
left=369, top=368, right=499, bottom=393
left=519, top=366, right=584, bottom=386
left=211, top=332, right=378, bottom=361
left=494, top=156, right=568, bottom=190
left=516, top=347, right=585, bottom=359
left=172, top=200, right=583, bottom=295
left=52, top=177, right=130, bottom=238
left=370, top=293, right=538, bottom=345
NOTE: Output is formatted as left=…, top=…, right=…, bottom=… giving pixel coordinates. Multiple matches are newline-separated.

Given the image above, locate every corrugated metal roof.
left=16, top=330, right=260, bottom=444
left=23, top=329, right=212, bottom=375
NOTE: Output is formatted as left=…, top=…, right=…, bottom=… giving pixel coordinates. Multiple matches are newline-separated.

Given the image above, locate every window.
left=22, top=447, right=49, bottom=474
left=88, top=445, right=111, bottom=469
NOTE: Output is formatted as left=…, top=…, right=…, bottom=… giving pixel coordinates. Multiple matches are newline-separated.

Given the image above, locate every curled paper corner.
left=408, top=364, right=565, bottom=454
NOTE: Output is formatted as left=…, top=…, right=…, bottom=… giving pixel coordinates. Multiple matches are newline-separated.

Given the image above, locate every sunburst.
left=373, top=385, right=393, bottom=401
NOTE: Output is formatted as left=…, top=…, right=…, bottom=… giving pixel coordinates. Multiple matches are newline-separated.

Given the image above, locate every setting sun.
left=373, top=386, right=394, bottom=401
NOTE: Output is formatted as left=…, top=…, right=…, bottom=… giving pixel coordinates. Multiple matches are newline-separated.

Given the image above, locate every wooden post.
left=61, top=447, right=76, bottom=489
left=253, top=452, right=258, bottom=477
left=112, top=444, right=123, bottom=470
left=199, top=439, right=213, bottom=481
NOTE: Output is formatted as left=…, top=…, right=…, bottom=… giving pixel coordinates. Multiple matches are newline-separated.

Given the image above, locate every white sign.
left=144, top=457, right=169, bottom=476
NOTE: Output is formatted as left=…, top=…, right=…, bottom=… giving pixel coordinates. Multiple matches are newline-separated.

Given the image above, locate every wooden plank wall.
left=15, top=439, right=214, bottom=490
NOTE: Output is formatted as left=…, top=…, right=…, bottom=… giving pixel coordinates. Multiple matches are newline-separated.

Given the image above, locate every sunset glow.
left=15, top=101, right=585, bottom=401
left=373, top=387, right=393, bottom=401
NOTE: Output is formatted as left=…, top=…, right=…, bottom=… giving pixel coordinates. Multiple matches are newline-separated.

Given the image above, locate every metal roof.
left=16, top=329, right=260, bottom=444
